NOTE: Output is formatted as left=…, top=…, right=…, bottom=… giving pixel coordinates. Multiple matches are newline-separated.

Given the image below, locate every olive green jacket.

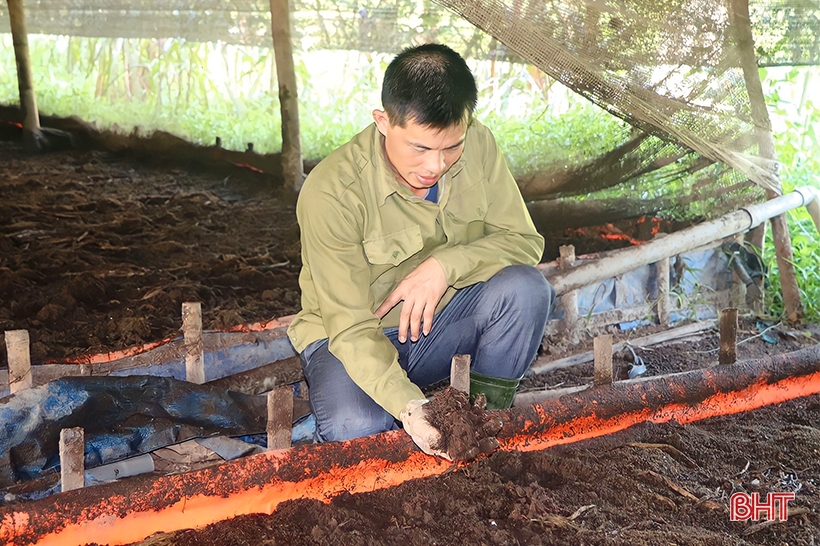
left=287, top=120, right=544, bottom=418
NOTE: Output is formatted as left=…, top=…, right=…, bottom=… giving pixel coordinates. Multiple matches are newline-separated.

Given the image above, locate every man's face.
left=373, top=109, right=467, bottom=197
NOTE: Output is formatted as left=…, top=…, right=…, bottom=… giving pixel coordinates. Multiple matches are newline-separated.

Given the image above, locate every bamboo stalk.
left=547, top=188, right=818, bottom=297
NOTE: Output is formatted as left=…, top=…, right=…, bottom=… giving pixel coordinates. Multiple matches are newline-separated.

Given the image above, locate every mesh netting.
left=1, top=0, right=813, bottom=223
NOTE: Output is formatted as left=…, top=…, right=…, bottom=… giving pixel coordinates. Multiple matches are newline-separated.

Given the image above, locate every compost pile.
left=2, top=138, right=819, bottom=545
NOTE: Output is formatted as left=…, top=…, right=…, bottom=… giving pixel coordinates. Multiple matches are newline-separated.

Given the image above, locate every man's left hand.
left=375, top=257, right=448, bottom=343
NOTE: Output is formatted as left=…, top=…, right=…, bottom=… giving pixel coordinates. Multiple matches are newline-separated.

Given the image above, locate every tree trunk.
left=730, top=0, right=803, bottom=322
left=7, top=0, right=43, bottom=151
left=270, top=0, right=304, bottom=191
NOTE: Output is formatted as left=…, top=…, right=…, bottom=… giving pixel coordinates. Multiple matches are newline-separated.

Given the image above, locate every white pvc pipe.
left=548, top=187, right=819, bottom=296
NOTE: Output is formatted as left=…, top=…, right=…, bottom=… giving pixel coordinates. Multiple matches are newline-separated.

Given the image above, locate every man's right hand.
left=400, top=399, right=451, bottom=460
left=374, top=257, right=448, bottom=343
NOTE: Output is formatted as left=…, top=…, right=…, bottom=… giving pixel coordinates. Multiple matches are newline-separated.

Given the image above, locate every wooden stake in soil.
left=182, top=302, right=205, bottom=384
left=450, top=354, right=471, bottom=394
left=719, top=307, right=738, bottom=365
left=267, top=386, right=293, bottom=450
left=593, top=334, right=614, bottom=386
left=5, top=329, right=33, bottom=393
left=559, top=245, right=580, bottom=344
left=654, top=247, right=671, bottom=326
left=60, top=427, right=85, bottom=492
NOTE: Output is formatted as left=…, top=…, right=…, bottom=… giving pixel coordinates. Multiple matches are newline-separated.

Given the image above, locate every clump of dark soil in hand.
left=424, top=387, right=503, bottom=461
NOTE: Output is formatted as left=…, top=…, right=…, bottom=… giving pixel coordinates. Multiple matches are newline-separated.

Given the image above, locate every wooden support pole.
left=7, top=0, right=43, bottom=152
left=450, top=354, right=471, bottom=394
left=730, top=0, right=803, bottom=322
left=743, top=226, right=765, bottom=314
left=267, top=386, right=293, bottom=450
left=654, top=253, right=671, bottom=327
left=5, top=329, right=32, bottom=393
left=558, top=245, right=580, bottom=344
left=60, top=427, right=85, bottom=492
left=593, top=334, right=614, bottom=386
left=719, top=308, right=738, bottom=365
left=269, top=0, right=304, bottom=191
left=182, top=302, right=205, bottom=384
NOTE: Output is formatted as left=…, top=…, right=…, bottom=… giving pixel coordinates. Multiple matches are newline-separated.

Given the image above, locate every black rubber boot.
left=469, top=371, right=520, bottom=410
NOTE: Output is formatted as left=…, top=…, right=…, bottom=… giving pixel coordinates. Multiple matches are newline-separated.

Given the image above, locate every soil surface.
left=0, top=139, right=303, bottom=366
left=126, top=325, right=819, bottom=546
left=2, top=137, right=820, bottom=545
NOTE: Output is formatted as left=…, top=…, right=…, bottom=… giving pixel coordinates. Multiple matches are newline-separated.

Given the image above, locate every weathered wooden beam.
left=730, top=0, right=802, bottom=322
left=59, top=427, right=85, bottom=492
left=719, top=308, right=738, bottom=365
left=182, top=302, right=205, bottom=384
left=7, top=0, right=43, bottom=151
left=5, top=329, right=33, bottom=393
left=653, top=237, right=671, bottom=326
left=558, top=245, right=580, bottom=344
left=269, top=0, right=304, bottom=191
left=450, top=354, right=471, bottom=394
left=593, top=334, right=614, bottom=386
left=267, top=386, right=293, bottom=450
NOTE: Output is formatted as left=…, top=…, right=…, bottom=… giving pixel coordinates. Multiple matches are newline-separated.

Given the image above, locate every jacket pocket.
left=445, top=179, right=488, bottom=244
left=362, top=224, right=424, bottom=266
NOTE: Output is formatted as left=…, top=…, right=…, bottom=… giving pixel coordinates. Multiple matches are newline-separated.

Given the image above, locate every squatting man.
left=287, top=43, right=555, bottom=458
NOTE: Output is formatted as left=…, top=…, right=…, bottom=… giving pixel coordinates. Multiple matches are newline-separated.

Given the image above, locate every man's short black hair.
left=381, top=43, right=478, bottom=129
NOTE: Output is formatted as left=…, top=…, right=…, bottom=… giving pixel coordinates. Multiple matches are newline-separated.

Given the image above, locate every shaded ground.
left=0, top=139, right=303, bottom=366
left=1, top=137, right=819, bottom=545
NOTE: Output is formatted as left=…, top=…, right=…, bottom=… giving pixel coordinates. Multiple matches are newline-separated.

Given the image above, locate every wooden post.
left=269, top=0, right=304, bottom=191
left=7, top=0, right=44, bottom=152
left=559, top=245, right=580, bottom=344
left=5, top=329, right=32, bottom=393
left=654, top=253, right=671, bottom=327
left=730, top=0, right=803, bottom=322
left=267, top=386, right=293, bottom=450
left=182, top=302, right=205, bottom=384
left=450, top=354, right=471, bottom=394
left=593, top=334, right=614, bottom=386
left=743, top=225, right=765, bottom=313
left=719, top=307, right=738, bottom=365
left=60, top=427, right=85, bottom=492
